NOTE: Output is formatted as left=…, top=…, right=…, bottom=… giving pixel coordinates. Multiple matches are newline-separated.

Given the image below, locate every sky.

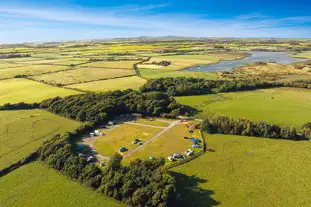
left=0, top=0, right=311, bottom=43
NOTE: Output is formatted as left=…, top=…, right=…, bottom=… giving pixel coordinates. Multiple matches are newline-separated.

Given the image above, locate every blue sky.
left=1, top=0, right=311, bottom=43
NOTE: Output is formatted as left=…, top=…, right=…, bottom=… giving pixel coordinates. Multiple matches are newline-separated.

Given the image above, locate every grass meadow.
left=67, top=76, right=146, bottom=92
left=0, top=162, right=125, bottom=207
left=171, top=133, right=311, bottom=206
left=32, top=68, right=136, bottom=85
left=139, top=68, right=218, bottom=79
left=94, top=124, right=162, bottom=157
left=176, top=88, right=311, bottom=129
left=0, top=109, right=81, bottom=170
left=0, top=79, right=80, bottom=105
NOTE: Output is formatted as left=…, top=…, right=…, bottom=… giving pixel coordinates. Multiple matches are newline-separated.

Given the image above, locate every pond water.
left=185, top=51, right=307, bottom=72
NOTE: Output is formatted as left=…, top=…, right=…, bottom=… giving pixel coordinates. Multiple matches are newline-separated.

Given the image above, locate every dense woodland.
left=141, top=77, right=311, bottom=96
left=39, top=126, right=177, bottom=207
left=40, top=90, right=195, bottom=124
left=201, top=116, right=306, bottom=140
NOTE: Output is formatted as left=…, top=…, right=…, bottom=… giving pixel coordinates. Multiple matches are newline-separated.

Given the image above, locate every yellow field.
left=68, top=76, right=146, bottom=92
left=0, top=65, right=69, bottom=79
left=32, top=67, right=136, bottom=85
left=81, top=60, right=140, bottom=69
left=0, top=79, right=80, bottom=105
left=94, top=124, right=162, bottom=157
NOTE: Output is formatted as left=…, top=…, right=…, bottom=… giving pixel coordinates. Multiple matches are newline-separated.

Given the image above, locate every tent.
left=119, top=147, right=127, bottom=152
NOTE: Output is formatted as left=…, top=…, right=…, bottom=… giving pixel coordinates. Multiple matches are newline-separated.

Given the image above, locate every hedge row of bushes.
left=201, top=116, right=307, bottom=141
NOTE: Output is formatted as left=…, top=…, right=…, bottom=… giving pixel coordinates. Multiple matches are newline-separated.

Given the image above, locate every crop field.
left=0, top=65, right=69, bottom=79
left=0, top=63, right=29, bottom=69
left=134, top=118, right=170, bottom=127
left=176, top=88, right=311, bottom=129
left=0, top=79, right=80, bottom=105
left=94, top=123, right=163, bottom=157
left=32, top=68, right=136, bottom=85
left=0, top=162, right=124, bottom=207
left=67, top=76, right=146, bottom=92
left=125, top=123, right=202, bottom=164
left=81, top=60, right=140, bottom=69
left=171, top=133, right=311, bottom=206
left=0, top=109, right=81, bottom=170
left=139, top=68, right=218, bottom=79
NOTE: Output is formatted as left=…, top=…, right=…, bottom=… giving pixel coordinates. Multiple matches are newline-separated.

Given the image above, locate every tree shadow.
left=170, top=171, right=220, bottom=207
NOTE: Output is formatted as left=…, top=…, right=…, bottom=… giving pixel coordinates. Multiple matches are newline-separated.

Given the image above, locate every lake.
left=185, top=51, right=307, bottom=72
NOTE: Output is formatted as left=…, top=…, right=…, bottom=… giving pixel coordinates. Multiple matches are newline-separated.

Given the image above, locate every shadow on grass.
left=170, top=171, right=220, bottom=207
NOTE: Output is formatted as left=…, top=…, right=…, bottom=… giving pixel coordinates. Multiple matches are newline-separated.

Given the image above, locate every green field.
left=139, top=69, right=218, bottom=79
left=171, top=133, right=311, bottom=206
left=0, top=79, right=80, bottom=105
left=32, top=68, right=136, bottom=85
left=68, top=76, right=146, bottom=92
left=0, top=162, right=125, bottom=207
left=125, top=123, right=202, bottom=164
left=176, top=88, right=311, bottom=129
left=0, top=109, right=81, bottom=169
left=94, top=123, right=162, bottom=157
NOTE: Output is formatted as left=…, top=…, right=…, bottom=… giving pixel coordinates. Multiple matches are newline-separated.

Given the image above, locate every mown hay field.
left=0, top=109, right=81, bottom=170
left=0, top=162, right=125, bottom=207
left=0, top=65, right=69, bottom=79
left=32, top=68, right=136, bottom=85
left=176, top=88, right=311, bottom=129
left=139, top=68, right=218, bottom=79
left=94, top=123, right=162, bottom=157
left=171, top=133, right=311, bottom=207
left=81, top=60, right=140, bottom=69
left=124, top=123, right=202, bottom=165
left=0, top=79, right=80, bottom=105
left=68, top=76, right=146, bottom=92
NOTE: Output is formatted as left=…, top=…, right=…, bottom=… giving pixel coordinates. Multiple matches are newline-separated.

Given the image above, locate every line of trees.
left=201, top=116, right=306, bottom=141
left=0, top=102, right=39, bottom=110
left=140, top=78, right=311, bottom=96
left=40, top=90, right=195, bottom=124
left=38, top=125, right=178, bottom=207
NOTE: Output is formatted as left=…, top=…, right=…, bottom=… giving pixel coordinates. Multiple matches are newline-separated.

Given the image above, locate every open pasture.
left=0, top=162, right=124, bottom=207
left=81, top=60, right=140, bottom=69
left=0, top=79, right=80, bottom=105
left=93, top=122, right=163, bottom=157
left=68, top=76, right=146, bottom=92
left=32, top=67, right=136, bottom=85
left=171, top=133, right=311, bottom=206
left=176, top=87, right=311, bottom=129
left=124, top=122, right=202, bottom=164
left=139, top=68, right=218, bottom=79
left=0, top=109, right=81, bottom=170
left=293, top=51, right=311, bottom=59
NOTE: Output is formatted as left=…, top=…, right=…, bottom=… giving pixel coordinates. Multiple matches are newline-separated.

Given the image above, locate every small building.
left=108, top=121, right=115, bottom=126
left=94, top=130, right=102, bottom=136
left=89, top=132, right=95, bottom=137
